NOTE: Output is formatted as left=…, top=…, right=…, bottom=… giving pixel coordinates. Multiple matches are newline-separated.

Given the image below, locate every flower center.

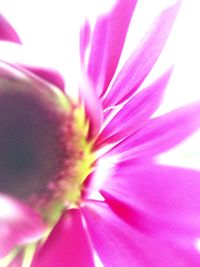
left=0, top=63, right=93, bottom=224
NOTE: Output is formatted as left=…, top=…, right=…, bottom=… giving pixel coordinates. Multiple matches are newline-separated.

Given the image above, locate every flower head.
left=1, top=1, right=200, bottom=267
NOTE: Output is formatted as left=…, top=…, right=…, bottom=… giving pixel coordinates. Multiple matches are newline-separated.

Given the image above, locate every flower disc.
left=0, top=63, right=92, bottom=223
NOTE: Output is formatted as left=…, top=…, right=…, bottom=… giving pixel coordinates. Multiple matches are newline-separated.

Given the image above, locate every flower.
left=1, top=0, right=200, bottom=266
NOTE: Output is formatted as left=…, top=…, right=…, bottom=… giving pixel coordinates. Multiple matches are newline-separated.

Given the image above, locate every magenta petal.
left=87, top=0, right=137, bottom=96
left=101, top=161, right=200, bottom=231
left=103, top=1, right=182, bottom=108
left=31, top=208, right=95, bottom=267
left=95, top=68, right=172, bottom=148
left=79, top=76, right=103, bottom=138
left=108, top=101, right=200, bottom=159
left=83, top=200, right=200, bottom=267
left=82, top=201, right=141, bottom=267
left=19, top=65, right=65, bottom=91
left=0, top=194, right=45, bottom=258
left=0, top=15, right=21, bottom=44
left=80, top=20, right=91, bottom=66
left=100, top=163, right=200, bottom=238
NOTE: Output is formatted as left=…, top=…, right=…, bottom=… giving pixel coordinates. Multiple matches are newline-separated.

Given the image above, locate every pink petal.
left=0, top=194, right=45, bottom=258
left=100, top=163, right=200, bottom=238
left=0, top=14, right=21, bottom=44
left=80, top=20, right=91, bottom=66
left=101, top=161, right=200, bottom=229
left=82, top=201, right=141, bottom=267
left=31, top=208, right=95, bottom=267
left=0, top=61, right=65, bottom=102
left=107, top=101, right=200, bottom=160
left=95, top=68, right=172, bottom=148
left=87, top=0, right=137, bottom=96
left=103, top=1, right=182, bottom=108
left=19, top=65, right=65, bottom=91
left=83, top=200, right=200, bottom=267
left=79, top=75, right=103, bottom=138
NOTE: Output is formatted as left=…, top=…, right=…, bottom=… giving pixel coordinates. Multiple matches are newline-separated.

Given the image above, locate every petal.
left=0, top=194, right=45, bottom=258
left=79, top=75, right=103, bottom=138
left=80, top=20, right=91, bottom=66
left=100, top=163, right=200, bottom=239
left=103, top=1, right=182, bottom=108
left=107, top=101, right=200, bottom=160
left=87, top=0, right=137, bottom=96
left=95, top=68, right=172, bottom=148
left=83, top=200, right=200, bottom=267
left=82, top=201, right=140, bottom=267
left=19, top=65, right=65, bottom=91
left=0, top=61, right=65, bottom=101
left=0, top=14, right=21, bottom=44
left=31, top=208, right=95, bottom=267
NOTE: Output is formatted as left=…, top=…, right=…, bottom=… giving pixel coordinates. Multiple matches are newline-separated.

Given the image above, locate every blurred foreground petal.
left=0, top=14, right=21, bottom=44
left=0, top=195, right=45, bottom=258
left=31, top=209, right=95, bottom=267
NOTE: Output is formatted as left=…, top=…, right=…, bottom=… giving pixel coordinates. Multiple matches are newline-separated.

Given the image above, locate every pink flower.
left=1, top=1, right=200, bottom=266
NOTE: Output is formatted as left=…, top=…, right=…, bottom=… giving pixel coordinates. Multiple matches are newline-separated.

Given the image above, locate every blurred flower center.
left=0, top=65, right=93, bottom=224
left=0, top=90, right=70, bottom=200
